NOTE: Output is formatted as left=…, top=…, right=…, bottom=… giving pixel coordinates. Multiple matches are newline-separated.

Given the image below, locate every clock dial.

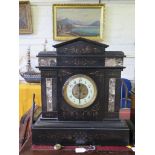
left=63, top=74, right=97, bottom=108
left=72, top=83, right=88, bottom=99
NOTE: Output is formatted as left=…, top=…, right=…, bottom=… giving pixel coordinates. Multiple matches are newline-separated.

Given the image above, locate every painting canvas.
left=53, top=4, right=105, bottom=41
left=19, top=1, right=33, bottom=34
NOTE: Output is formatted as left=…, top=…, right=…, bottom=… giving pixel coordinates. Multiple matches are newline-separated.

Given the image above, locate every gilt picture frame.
left=19, top=1, right=33, bottom=34
left=53, top=4, right=105, bottom=41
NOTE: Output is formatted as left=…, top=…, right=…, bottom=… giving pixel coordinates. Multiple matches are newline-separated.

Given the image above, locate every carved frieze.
left=61, top=45, right=101, bottom=54
left=89, top=71, right=104, bottom=77
left=42, top=71, right=57, bottom=77
left=58, top=70, right=72, bottom=77
left=60, top=103, right=100, bottom=121
left=59, top=57, right=100, bottom=66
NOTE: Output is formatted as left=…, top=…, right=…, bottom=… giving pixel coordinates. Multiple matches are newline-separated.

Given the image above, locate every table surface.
left=20, top=137, right=135, bottom=155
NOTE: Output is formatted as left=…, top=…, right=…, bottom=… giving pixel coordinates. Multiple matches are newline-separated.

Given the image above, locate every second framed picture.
left=19, top=1, right=33, bottom=34
left=53, top=4, right=105, bottom=41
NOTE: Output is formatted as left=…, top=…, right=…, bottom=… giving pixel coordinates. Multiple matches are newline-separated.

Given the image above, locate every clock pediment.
left=53, top=37, right=109, bottom=55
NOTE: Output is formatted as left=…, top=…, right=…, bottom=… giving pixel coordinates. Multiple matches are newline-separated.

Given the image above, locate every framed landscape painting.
left=19, top=1, right=33, bottom=34
left=53, top=4, right=105, bottom=41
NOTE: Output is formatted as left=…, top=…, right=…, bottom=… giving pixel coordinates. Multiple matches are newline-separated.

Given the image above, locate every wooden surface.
left=20, top=137, right=135, bottom=155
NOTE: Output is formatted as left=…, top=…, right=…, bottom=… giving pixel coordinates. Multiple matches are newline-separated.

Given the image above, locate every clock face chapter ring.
left=62, top=74, right=97, bottom=109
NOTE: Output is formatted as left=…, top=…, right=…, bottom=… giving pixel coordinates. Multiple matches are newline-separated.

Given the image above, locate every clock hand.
left=78, top=80, right=81, bottom=104
left=78, top=83, right=80, bottom=104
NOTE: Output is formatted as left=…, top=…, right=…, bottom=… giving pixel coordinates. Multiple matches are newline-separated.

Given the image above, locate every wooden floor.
left=20, top=137, right=135, bottom=155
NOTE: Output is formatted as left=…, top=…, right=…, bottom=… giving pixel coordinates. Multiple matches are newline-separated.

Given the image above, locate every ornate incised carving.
left=42, top=71, right=57, bottom=77
left=60, top=57, right=98, bottom=66
left=89, top=71, right=104, bottom=77
left=61, top=44, right=101, bottom=54
left=58, top=70, right=72, bottom=77
left=61, top=106, right=100, bottom=120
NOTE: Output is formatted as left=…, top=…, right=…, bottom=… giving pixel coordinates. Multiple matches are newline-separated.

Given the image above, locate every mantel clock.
left=32, top=37, right=130, bottom=146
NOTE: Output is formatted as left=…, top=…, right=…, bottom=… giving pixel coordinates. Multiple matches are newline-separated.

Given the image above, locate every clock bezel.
left=62, top=74, right=98, bottom=109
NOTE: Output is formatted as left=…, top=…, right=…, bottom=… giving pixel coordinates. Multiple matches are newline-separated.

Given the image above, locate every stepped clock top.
left=37, top=37, right=125, bottom=68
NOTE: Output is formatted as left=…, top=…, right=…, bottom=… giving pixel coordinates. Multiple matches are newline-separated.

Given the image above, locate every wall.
left=19, top=0, right=135, bottom=82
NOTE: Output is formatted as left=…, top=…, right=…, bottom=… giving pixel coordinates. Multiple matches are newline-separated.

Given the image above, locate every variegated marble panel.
left=39, top=57, right=57, bottom=66
left=46, top=78, right=53, bottom=112
left=108, top=78, right=116, bottom=112
left=105, top=58, right=123, bottom=67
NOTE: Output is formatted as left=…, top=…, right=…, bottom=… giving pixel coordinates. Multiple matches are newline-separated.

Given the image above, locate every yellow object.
left=126, top=145, right=132, bottom=149
left=19, top=82, right=42, bottom=120
left=130, top=93, right=135, bottom=109
left=126, top=145, right=135, bottom=152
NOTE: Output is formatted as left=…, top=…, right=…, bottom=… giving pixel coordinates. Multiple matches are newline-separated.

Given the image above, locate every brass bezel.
left=53, top=4, right=105, bottom=41
left=62, top=74, right=97, bottom=109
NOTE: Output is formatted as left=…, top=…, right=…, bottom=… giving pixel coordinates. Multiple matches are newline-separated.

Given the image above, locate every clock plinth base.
left=32, top=116, right=130, bottom=146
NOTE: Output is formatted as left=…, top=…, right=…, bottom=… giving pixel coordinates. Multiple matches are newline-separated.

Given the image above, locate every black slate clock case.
left=32, top=38, right=130, bottom=146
